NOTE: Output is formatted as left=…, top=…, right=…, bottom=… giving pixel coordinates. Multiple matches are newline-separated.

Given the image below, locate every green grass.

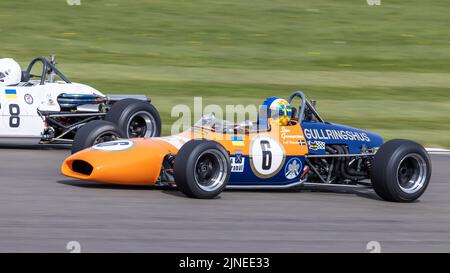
left=1, top=0, right=449, bottom=147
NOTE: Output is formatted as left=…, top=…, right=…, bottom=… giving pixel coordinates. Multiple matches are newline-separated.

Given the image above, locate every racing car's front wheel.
left=106, top=99, right=161, bottom=138
left=371, top=139, right=431, bottom=202
left=174, top=140, right=231, bottom=199
left=72, top=120, right=125, bottom=154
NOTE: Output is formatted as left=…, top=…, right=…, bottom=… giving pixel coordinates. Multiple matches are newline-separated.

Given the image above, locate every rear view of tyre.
left=106, top=99, right=161, bottom=138
left=174, top=140, right=231, bottom=199
left=371, top=139, right=431, bottom=202
left=72, top=120, right=125, bottom=154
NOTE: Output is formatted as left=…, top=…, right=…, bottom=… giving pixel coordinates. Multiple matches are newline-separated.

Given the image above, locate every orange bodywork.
left=61, top=121, right=309, bottom=185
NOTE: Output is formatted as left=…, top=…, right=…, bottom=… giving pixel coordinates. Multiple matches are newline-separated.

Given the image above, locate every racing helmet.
left=0, top=58, right=21, bottom=86
left=260, top=97, right=293, bottom=126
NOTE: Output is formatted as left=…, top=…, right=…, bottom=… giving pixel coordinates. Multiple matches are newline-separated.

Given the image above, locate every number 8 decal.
left=9, top=104, right=20, bottom=128
left=250, top=135, right=285, bottom=178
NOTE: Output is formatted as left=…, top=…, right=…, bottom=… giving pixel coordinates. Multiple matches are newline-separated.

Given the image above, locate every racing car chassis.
left=304, top=146, right=375, bottom=185
left=39, top=110, right=107, bottom=144
left=62, top=90, right=431, bottom=202
left=5, top=56, right=162, bottom=147
left=159, top=91, right=430, bottom=202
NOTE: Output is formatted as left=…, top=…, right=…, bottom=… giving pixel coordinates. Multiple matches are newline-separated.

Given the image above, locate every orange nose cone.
left=61, top=139, right=177, bottom=185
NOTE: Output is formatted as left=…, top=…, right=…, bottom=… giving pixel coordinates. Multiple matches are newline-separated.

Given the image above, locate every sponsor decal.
left=5, top=89, right=17, bottom=99
left=24, top=94, right=33, bottom=105
left=46, top=93, right=56, bottom=105
left=285, top=157, right=302, bottom=180
left=249, top=135, right=286, bottom=178
left=280, top=127, right=304, bottom=145
left=308, top=140, right=325, bottom=151
left=231, top=136, right=245, bottom=146
left=299, top=139, right=307, bottom=146
left=231, top=150, right=245, bottom=172
left=92, top=140, right=134, bottom=151
left=304, top=128, right=371, bottom=142
left=235, top=151, right=243, bottom=164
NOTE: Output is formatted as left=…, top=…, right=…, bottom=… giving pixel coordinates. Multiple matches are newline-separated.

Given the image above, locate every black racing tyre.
left=72, top=120, right=125, bottom=154
left=371, top=139, right=431, bottom=202
left=174, top=139, right=231, bottom=199
left=105, top=99, right=161, bottom=138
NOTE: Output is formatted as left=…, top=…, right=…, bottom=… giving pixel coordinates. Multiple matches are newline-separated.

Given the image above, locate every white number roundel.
left=92, top=140, right=134, bottom=151
left=249, top=135, right=286, bottom=178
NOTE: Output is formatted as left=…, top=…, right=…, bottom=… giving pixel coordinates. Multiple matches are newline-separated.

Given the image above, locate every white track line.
left=426, top=148, right=450, bottom=155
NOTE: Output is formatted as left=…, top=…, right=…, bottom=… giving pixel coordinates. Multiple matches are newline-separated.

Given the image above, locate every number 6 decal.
left=9, top=104, right=20, bottom=128
left=250, top=135, right=285, bottom=178
left=260, top=140, right=272, bottom=170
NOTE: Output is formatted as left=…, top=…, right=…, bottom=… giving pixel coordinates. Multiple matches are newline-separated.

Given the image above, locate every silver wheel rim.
left=127, top=111, right=156, bottom=138
left=194, top=149, right=227, bottom=192
left=396, top=153, right=427, bottom=194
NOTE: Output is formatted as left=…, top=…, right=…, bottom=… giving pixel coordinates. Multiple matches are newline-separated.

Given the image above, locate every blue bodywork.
left=228, top=156, right=307, bottom=186
left=227, top=121, right=383, bottom=187
left=301, top=121, right=383, bottom=155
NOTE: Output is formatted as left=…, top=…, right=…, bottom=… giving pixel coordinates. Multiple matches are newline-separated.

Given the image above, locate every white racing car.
left=0, top=56, right=161, bottom=152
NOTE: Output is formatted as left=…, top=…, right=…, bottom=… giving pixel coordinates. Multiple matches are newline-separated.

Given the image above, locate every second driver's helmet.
left=261, top=97, right=293, bottom=126
left=0, top=58, right=21, bottom=86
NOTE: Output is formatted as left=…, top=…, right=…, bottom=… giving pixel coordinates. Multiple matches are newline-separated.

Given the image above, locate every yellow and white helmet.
left=262, top=97, right=293, bottom=126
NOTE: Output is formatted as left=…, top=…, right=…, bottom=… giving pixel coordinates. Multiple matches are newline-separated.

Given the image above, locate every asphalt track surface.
left=0, top=147, right=449, bottom=253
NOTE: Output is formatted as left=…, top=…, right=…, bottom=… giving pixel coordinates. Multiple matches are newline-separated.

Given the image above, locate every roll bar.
left=287, top=91, right=324, bottom=122
left=26, top=57, right=71, bottom=85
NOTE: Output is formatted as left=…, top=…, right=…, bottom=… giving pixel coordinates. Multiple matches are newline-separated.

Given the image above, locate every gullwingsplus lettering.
left=303, top=128, right=371, bottom=142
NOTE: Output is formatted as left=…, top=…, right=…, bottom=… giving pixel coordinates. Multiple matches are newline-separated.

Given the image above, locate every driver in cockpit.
left=257, top=96, right=295, bottom=131
left=199, top=96, right=295, bottom=134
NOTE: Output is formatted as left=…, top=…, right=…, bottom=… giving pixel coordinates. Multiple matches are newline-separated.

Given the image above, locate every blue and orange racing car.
left=61, top=91, right=431, bottom=202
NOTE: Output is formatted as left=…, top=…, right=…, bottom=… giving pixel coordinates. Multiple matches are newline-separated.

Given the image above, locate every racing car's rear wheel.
left=72, top=120, right=125, bottom=154
left=174, top=140, right=231, bottom=199
left=371, top=139, right=431, bottom=202
left=106, top=99, right=161, bottom=138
